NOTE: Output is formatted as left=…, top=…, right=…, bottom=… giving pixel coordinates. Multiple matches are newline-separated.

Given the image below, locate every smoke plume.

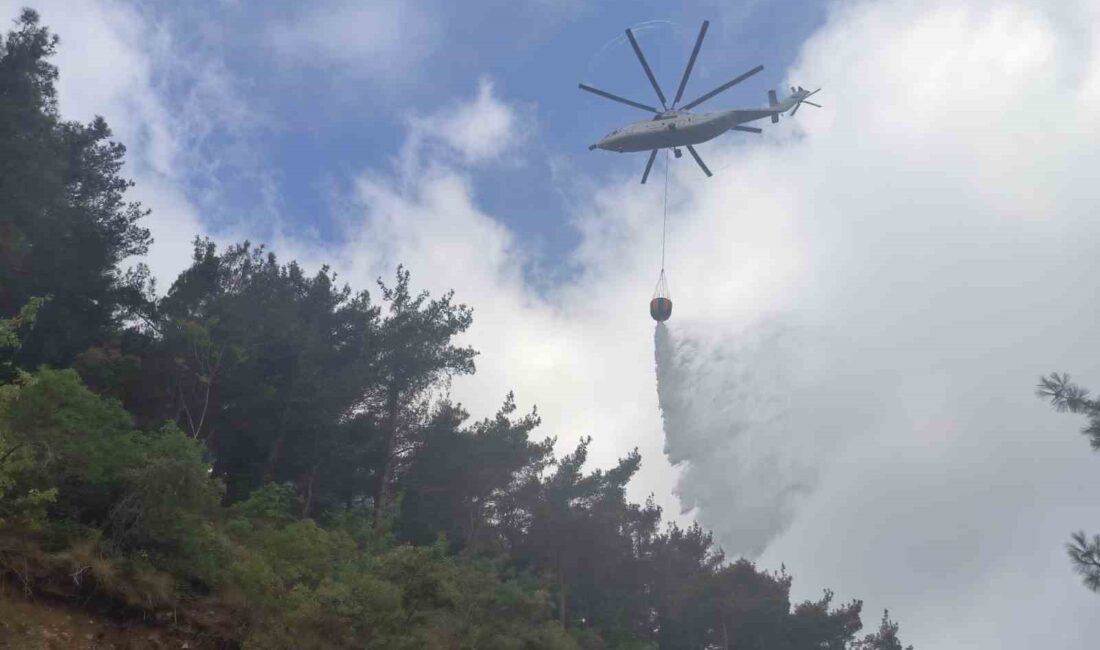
left=654, top=319, right=845, bottom=557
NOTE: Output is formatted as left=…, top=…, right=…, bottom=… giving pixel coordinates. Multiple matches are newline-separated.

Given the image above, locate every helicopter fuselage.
left=578, top=18, right=819, bottom=183
left=592, top=107, right=777, bottom=153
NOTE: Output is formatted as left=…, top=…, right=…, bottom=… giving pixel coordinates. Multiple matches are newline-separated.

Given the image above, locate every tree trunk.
left=301, top=463, right=317, bottom=519
left=264, top=431, right=286, bottom=483
left=558, top=550, right=566, bottom=629
left=193, top=360, right=217, bottom=440
left=463, top=497, right=482, bottom=551
left=373, top=389, right=400, bottom=527
left=264, top=371, right=296, bottom=483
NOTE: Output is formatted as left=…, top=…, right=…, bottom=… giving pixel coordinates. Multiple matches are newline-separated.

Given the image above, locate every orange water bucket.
left=650, top=297, right=672, bottom=322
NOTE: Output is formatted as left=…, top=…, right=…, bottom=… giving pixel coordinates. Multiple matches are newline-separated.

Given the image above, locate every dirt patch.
left=0, top=592, right=215, bottom=650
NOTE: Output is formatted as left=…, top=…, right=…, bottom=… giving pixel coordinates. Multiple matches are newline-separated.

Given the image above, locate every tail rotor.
left=789, top=86, right=822, bottom=116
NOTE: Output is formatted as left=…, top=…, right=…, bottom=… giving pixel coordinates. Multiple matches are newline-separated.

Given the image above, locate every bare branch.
left=0, top=443, right=25, bottom=464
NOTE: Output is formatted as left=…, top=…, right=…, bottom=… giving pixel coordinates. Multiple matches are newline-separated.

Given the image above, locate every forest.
left=0, top=10, right=913, bottom=649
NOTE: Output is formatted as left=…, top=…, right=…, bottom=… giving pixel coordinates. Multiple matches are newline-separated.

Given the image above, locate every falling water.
left=654, top=320, right=836, bottom=557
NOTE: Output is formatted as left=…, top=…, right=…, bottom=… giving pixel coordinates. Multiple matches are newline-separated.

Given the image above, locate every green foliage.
left=107, top=423, right=226, bottom=582
left=398, top=394, right=553, bottom=551
left=0, top=368, right=146, bottom=522
left=1066, top=531, right=1100, bottom=593
left=148, top=238, right=385, bottom=506
left=646, top=523, right=729, bottom=648
left=1037, top=373, right=1100, bottom=594
left=0, top=297, right=43, bottom=376
left=369, top=265, right=478, bottom=522
left=0, top=441, right=56, bottom=527
left=0, top=299, right=56, bottom=524
left=0, top=10, right=151, bottom=368
left=1037, top=373, right=1100, bottom=449
left=448, top=561, right=576, bottom=650
left=497, top=435, right=655, bottom=637
left=72, top=343, right=143, bottom=404
left=229, top=482, right=301, bottom=530
left=851, top=610, right=914, bottom=650
left=226, top=503, right=573, bottom=649
left=788, top=589, right=864, bottom=650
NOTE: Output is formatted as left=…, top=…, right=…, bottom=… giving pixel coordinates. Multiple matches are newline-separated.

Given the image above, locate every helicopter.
left=580, top=20, right=821, bottom=183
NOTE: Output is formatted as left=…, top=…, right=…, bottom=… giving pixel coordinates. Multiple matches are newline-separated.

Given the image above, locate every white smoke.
left=639, top=0, right=1100, bottom=634
left=654, top=318, right=853, bottom=556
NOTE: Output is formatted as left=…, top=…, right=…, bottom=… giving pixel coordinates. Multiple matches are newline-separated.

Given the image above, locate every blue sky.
left=142, top=0, right=829, bottom=264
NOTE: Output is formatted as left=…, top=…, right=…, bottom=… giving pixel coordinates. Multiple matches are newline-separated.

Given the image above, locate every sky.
left=5, top=0, right=1100, bottom=647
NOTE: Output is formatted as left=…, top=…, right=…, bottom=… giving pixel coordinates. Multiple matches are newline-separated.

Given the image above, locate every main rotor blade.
left=685, top=144, right=712, bottom=178
left=790, top=102, right=800, bottom=116
left=731, top=125, right=762, bottom=133
left=578, top=83, right=659, bottom=113
left=803, top=101, right=822, bottom=108
left=680, top=65, right=764, bottom=111
left=625, top=28, right=668, bottom=109
left=640, top=149, right=658, bottom=184
left=673, top=20, right=709, bottom=107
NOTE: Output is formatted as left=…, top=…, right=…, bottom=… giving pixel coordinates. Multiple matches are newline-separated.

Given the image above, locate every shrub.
left=0, top=368, right=145, bottom=523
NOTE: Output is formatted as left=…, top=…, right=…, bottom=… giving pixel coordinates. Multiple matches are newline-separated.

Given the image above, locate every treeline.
left=0, top=10, right=912, bottom=649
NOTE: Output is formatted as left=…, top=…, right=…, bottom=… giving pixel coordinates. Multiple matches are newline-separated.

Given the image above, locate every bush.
left=107, top=423, right=228, bottom=585
left=0, top=368, right=146, bottom=523
left=0, top=429, right=56, bottom=527
left=0, top=369, right=231, bottom=601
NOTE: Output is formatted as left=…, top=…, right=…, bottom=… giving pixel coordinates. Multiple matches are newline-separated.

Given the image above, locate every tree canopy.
left=0, top=9, right=151, bottom=369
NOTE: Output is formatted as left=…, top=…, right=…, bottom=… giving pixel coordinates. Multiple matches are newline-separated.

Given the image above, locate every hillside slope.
left=0, top=594, right=203, bottom=650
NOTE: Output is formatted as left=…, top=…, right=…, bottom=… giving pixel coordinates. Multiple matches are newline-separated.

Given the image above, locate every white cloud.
left=392, top=78, right=527, bottom=177
left=0, top=0, right=268, bottom=290
left=0, top=1, right=198, bottom=286
left=663, top=1, right=1100, bottom=647
left=266, top=0, right=439, bottom=82
left=422, top=78, right=521, bottom=163
left=301, top=1, right=1100, bottom=648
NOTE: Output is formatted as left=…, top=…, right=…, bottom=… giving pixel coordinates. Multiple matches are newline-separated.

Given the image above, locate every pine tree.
left=0, top=10, right=151, bottom=368
left=1037, top=372, right=1100, bottom=592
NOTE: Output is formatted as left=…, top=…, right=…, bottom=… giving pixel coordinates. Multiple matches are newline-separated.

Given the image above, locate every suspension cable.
left=661, top=149, right=670, bottom=271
